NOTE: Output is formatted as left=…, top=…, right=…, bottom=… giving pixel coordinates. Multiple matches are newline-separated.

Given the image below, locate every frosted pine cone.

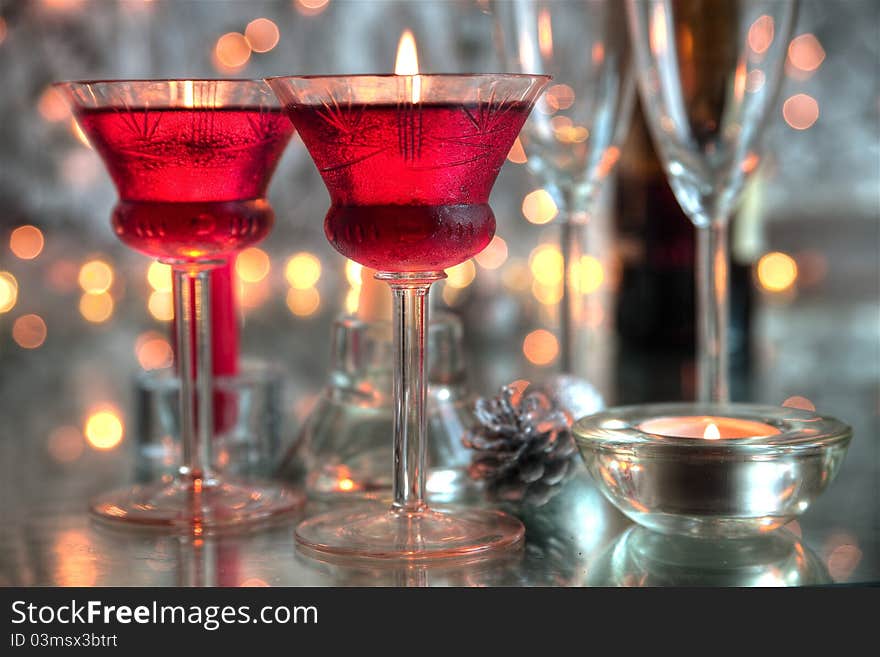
left=463, top=379, right=581, bottom=506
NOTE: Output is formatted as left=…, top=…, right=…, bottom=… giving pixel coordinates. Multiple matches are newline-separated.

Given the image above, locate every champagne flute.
left=626, top=0, right=797, bottom=401
left=494, top=0, right=633, bottom=377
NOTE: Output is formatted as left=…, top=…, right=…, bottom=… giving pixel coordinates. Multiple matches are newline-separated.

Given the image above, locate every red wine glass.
left=267, top=73, right=550, bottom=560
left=55, top=79, right=303, bottom=531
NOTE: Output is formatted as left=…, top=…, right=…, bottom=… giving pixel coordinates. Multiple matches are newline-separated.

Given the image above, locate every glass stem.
left=559, top=213, right=588, bottom=376
left=172, top=265, right=216, bottom=485
left=696, top=221, right=729, bottom=403
left=378, top=271, right=445, bottom=514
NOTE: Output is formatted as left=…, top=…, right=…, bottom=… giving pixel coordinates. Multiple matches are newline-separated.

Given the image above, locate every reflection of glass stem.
left=376, top=271, right=446, bottom=513
left=171, top=264, right=220, bottom=495
left=696, top=222, right=729, bottom=402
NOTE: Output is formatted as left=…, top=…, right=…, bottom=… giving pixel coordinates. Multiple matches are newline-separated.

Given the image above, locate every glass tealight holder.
left=573, top=403, right=852, bottom=538
left=277, top=311, right=478, bottom=503
left=135, top=359, right=285, bottom=481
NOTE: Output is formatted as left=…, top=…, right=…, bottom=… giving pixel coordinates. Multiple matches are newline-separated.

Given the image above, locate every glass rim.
left=573, top=402, right=853, bottom=456
left=265, top=72, right=552, bottom=82
left=52, top=78, right=270, bottom=88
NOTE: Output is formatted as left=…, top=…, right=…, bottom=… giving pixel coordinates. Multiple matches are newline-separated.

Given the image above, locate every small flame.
left=704, top=423, right=721, bottom=440
left=395, top=29, right=421, bottom=103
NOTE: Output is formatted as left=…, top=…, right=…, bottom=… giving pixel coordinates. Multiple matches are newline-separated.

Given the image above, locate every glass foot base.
left=90, top=477, right=304, bottom=532
left=295, top=504, right=524, bottom=561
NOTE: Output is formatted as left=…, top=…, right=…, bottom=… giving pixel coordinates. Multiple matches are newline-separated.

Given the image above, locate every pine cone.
left=463, top=379, right=580, bottom=506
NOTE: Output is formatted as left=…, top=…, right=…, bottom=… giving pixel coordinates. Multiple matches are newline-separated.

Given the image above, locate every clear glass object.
left=573, top=402, right=852, bottom=537
left=55, top=79, right=303, bottom=531
left=494, top=0, right=633, bottom=375
left=626, top=0, right=797, bottom=401
left=267, top=73, right=549, bottom=560
left=135, top=360, right=285, bottom=481
left=587, top=525, right=831, bottom=586
left=279, top=312, right=478, bottom=502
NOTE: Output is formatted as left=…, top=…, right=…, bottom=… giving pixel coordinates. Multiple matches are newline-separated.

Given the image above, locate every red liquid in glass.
left=75, top=106, right=294, bottom=259
left=286, top=101, right=531, bottom=271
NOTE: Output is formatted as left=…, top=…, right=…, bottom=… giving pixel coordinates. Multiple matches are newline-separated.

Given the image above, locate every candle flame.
left=395, top=29, right=421, bottom=103
left=704, top=423, right=721, bottom=440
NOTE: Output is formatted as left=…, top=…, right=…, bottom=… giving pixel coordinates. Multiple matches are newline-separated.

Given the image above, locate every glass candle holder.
left=135, top=360, right=285, bottom=481
left=573, top=402, right=852, bottom=537
left=278, top=312, right=478, bottom=502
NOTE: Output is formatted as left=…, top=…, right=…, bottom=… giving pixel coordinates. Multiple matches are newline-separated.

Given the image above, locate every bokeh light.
left=522, top=189, right=558, bottom=225
left=10, top=225, right=45, bottom=259
left=747, top=14, right=774, bottom=55
left=147, top=261, right=172, bottom=293
left=214, top=32, right=251, bottom=70
left=295, top=0, right=330, bottom=16
left=78, top=259, right=113, bottom=294
left=285, top=252, right=322, bottom=289
left=570, top=255, right=604, bottom=294
left=0, top=271, right=18, bottom=313
left=235, top=247, right=270, bottom=283
left=47, top=426, right=85, bottom=463
left=523, top=329, right=558, bottom=366
left=13, top=314, right=47, bottom=349
left=757, top=251, right=798, bottom=292
left=136, top=333, right=174, bottom=370
left=531, top=280, right=563, bottom=305
left=286, top=287, right=321, bottom=317
left=79, top=291, right=114, bottom=323
left=445, top=260, right=476, bottom=289
left=37, top=86, right=69, bottom=122
left=782, top=94, right=819, bottom=130
left=475, top=235, right=508, bottom=270
left=84, top=408, right=124, bottom=450
left=345, top=260, right=363, bottom=287
left=148, top=291, right=174, bottom=321
left=245, top=18, right=280, bottom=53
left=529, top=244, right=563, bottom=286
left=782, top=396, right=815, bottom=412
left=788, top=33, right=825, bottom=72
left=507, top=137, right=527, bottom=164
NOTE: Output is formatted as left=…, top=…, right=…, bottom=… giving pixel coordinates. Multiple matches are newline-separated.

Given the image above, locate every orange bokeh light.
left=10, top=225, right=45, bottom=260
left=215, top=32, right=251, bottom=70
left=748, top=15, right=775, bottom=55
left=757, top=251, right=798, bottom=292
left=79, top=291, right=114, bottom=323
left=295, top=0, right=330, bottom=16
left=13, top=314, right=47, bottom=349
left=523, top=329, right=559, bottom=366
left=245, top=18, right=280, bottom=53
left=0, top=271, right=18, bottom=313
left=37, top=86, right=69, bottom=122
left=286, top=287, right=320, bottom=317
left=475, top=235, right=509, bottom=270
left=522, top=189, right=558, bottom=225
left=78, top=259, right=114, bottom=294
left=788, top=33, right=825, bottom=72
left=84, top=408, right=124, bottom=450
left=48, top=426, right=85, bottom=463
left=507, top=137, right=527, bottom=164
left=235, top=247, right=271, bottom=283
left=782, top=94, right=819, bottom=130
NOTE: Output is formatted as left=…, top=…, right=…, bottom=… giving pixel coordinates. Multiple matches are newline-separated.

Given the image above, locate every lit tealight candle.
left=638, top=416, right=781, bottom=440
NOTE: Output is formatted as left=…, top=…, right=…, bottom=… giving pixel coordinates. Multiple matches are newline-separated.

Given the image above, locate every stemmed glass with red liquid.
left=268, top=74, right=549, bottom=559
left=56, top=79, right=303, bottom=531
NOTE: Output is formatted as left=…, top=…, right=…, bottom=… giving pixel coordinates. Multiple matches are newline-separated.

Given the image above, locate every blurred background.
left=0, top=0, right=877, bottom=583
